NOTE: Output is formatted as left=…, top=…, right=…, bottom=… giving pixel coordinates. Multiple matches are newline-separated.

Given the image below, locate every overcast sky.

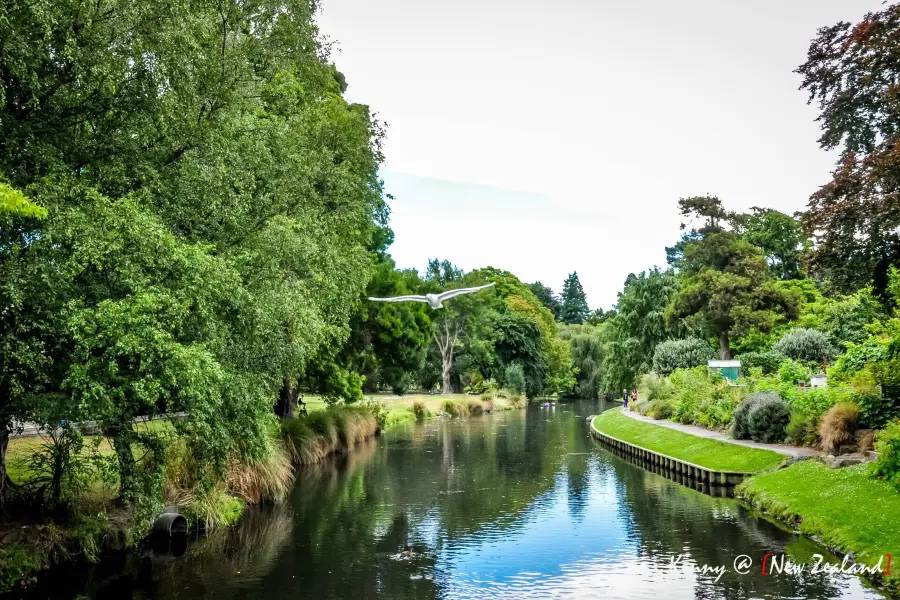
left=316, top=0, right=885, bottom=309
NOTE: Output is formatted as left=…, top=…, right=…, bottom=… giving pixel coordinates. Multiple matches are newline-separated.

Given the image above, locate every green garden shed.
left=707, top=359, right=742, bottom=382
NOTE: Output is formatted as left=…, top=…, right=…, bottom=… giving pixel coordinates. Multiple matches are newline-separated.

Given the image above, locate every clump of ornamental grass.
left=442, top=399, right=464, bottom=417
left=412, top=399, right=427, bottom=420
left=466, top=400, right=484, bottom=416
left=819, top=402, right=860, bottom=454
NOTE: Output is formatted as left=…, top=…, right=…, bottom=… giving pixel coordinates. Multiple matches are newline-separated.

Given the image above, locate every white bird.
left=368, top=282, right=496, bottom=309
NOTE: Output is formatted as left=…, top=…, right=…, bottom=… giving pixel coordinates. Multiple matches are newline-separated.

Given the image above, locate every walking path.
left=620, top=407, right=819, bottom=459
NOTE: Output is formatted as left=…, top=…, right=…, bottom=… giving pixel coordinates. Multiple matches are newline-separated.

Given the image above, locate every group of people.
left=622, top=388, right=638, bottom=408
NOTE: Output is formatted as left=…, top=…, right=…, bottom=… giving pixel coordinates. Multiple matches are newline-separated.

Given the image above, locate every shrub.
left=442, top=399, right=464, bottom=417
left=736, top=350, right=787, bottom=375
left=360, top=398, right=389, bottom=431
left=772, top=328, right=837, bottom=364
left=466, top=401, right=484, bottom=416
left=819, top=402, right=860, bottom=454
left=696, top=397, right=737, bottom=429
left=504, top=363, right=527, bottom=396
left=747, top=394, right=791, bottom=443
left=645, top=399, right=673, bottom=420
left=777, top=359, right=812, bottom=385
left=652, top=338, right=717, bottom=375
left=668, top=367, right=718, bottom=425
left=481, top=393, right=493, bottom=402
left=851, top=369, right=900, bottom=429
left=786, top=412, right=820, bottom=447
left=411, top=399, right=427, bottom=420
left=733, top=392, right=788, bottom=442
left=870, top=419, right=900, bottom=490
left=643, top=373, right=675, bottom=401
left=507, top=394, right=524, bottom=409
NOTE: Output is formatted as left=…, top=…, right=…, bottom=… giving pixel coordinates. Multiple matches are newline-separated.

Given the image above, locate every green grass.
left=737, top=461, right=900, bottom=592
left=592, top=408, right=784, bottom=472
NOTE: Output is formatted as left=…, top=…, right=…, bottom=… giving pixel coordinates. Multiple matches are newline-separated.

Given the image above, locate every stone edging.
left=589, top=415, right=751, bottom=486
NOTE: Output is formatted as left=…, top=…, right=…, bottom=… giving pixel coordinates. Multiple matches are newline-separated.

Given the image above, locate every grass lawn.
left=592, top=408, right=784, bottom=472
left=738, top=461, right=900, bottom=589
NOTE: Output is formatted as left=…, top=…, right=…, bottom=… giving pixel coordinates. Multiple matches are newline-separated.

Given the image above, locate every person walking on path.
left=623, top=388, right=628, bottom=408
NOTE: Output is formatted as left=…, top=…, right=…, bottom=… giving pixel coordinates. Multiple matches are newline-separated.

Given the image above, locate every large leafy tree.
left=0, top=0, right=386, bottom=509
left=741, top=208, right=806, bottom=280
left=798, top=5, right=900, bottom=298
left=558, top=324, right=605, bottom=398
left=529, top=281, right=562, bottom=320
left=560, top=272, right=589, bottom=325
left=603, top=269, right=682, bottom=393
left=667, top=233, right=798, bottom=359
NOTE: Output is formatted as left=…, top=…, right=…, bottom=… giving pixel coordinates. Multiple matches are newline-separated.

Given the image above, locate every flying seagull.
left=368, top=282, right=496, bottom=309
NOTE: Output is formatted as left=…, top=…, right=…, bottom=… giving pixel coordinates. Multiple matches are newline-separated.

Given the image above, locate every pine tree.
left=560, top=272, right=590, bottom=324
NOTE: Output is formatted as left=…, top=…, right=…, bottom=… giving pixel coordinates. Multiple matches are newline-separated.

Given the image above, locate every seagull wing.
left=437, top=282, right=496, bottom=301
left=367, top=295, right=429, bottom=303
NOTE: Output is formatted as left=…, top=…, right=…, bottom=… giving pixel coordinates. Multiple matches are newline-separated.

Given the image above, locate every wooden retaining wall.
left=589, top=415, right=751, bottom=495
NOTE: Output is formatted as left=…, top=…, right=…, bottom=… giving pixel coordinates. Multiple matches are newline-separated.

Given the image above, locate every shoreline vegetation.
left=0, top=394, right=523, bottom=593
left=591, top=409, right=900, bottom=594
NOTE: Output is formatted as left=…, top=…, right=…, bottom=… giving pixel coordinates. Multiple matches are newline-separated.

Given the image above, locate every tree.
left=603, top=269, right=682, bottom=393
left=798, top=5, right=900, bottom=298
left=667, top=233, right=797, bottom=359
left=560, top=272, right=589, bottom=324
left=529, top=281, right=562, bottom=320
left=666, top=196, right=731, bottom=269
left=559, top=324, right=605, bottom=398
left=0, top=0, right=387, bottom=512
left=741, top=208, right=806, bottom=280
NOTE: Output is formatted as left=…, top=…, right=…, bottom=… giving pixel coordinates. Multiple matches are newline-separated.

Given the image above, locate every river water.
left=27, top=400, right=885, bottom=599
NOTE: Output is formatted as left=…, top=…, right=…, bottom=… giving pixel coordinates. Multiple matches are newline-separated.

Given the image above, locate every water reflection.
left=20, top=401, right=885, bottom=599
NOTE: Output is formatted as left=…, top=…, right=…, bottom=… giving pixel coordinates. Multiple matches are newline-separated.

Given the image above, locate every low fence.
left=589, top=415, right=751, bottom=497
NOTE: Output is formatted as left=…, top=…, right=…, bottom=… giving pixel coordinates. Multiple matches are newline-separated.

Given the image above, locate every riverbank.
left=1, top=405, right=381, bottom=594
left=591, top=409, right=785, bottom=472
left=591, top=408, right=900, bottom=595
left=737, top=461, right=900, bottom=593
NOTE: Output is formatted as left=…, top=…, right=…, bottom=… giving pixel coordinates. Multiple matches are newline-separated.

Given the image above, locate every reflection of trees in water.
left=608, top=453, right=848, bottom=600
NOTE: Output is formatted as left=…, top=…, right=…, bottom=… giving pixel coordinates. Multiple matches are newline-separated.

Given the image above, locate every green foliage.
left=559, top=272, right=590, bottom=325
left=359, top=398, right=389, bottom=432
left=645, top=399, right=674, bottom=420
left=740, top=207, right=806, bottom=280
left=667, top=232, right=797, bottom=359
left=748, top=394, right=791, bottom=443
left=603, top=268, right=682, bottom=393
left=736, top=350, right=787, bottom=375
left=529, top=281, right=562, bottom=320
left=558, top=324, right=604, bottom=398
left=772, top=328, right=837, bottom=364
left=651, top=338, right=716, bottom=375
left=786, top=412, right=821, bottom=447
left=504, top=363, right=527, bottom=396
left=642, top=373, right=674, bottom=401
left=0, top=182, right=46, bottom=220
left=871, top=420, right=900, bottom=491
left=777, top=359, right=812, bottom=385
left=411, top=399, right=427, bottom=420
left=733, top=392, right=773, bottom=440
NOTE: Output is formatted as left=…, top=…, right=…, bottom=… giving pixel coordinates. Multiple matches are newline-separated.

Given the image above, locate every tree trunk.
left=718, top=331, right=732, bottom=360
left=441, top=352, right=452, bottom=395
left=275, top=377, right=296, bottom=419
left=0, top=428, right=8, bottom=509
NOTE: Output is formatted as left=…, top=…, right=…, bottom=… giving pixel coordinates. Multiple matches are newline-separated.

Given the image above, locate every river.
left=24, top=400, right=885, bottom=599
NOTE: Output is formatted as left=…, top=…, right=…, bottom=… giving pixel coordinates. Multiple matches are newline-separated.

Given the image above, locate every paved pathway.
left=620, top=407, right=819, bottom=458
